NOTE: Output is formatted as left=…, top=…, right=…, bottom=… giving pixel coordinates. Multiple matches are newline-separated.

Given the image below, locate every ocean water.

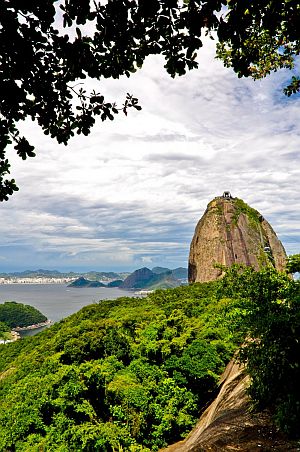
left=0, top=284, right=133, bottom=336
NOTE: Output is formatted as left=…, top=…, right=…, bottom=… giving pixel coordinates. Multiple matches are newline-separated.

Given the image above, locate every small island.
left=68, top=277, right=106, bottom=288
left=106, top=279, right=123, bottom=287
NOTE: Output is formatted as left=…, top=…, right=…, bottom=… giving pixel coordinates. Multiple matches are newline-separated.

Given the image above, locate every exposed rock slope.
left=161, top=360, right=299, bottom=452
left=189, top=196, right=287, bottom=283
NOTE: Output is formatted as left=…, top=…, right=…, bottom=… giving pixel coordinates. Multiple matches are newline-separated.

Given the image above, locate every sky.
left=1, top=38, right=300, bottom=272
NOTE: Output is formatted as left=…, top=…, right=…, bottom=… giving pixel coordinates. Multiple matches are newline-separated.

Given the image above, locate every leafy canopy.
left=1, top=0, right=299, bottom=200
left=0, top=267, right=300, bottom=448
left=0, top=283, right=240, bottom=451
left=286, top=253, right=300, bottom=274
left=216, top=0, right=300, bottom=94
left=0, top=301, right=47, bottom=329
left=219, top=265, right=300, bottom=437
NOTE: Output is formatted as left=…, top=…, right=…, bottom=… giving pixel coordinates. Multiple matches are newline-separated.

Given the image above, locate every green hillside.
left=151, top=266, right=170, bottom=274
left=0, top=282, right=240, bottom=451
left=0, top=301, right=47, bottom=329
left=143, top=272, right=181, bottom=289
left=107, top=279, right=123, bottom=287
left=68, top=277, right=106, bottom=288
left=0, top=267, right=299, bottom=450
left=120, top=268, right=181, bottom=290
left=0, top=322, right=11, bottom=341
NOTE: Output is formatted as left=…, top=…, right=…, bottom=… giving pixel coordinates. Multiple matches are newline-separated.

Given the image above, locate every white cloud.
left=1, top=39, right=300, bottom=271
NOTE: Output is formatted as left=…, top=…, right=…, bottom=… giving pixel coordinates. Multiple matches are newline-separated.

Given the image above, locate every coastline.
left=0, top=323, right=51, bottom=344
left=0, top=280, right=72, bottom=285
left=0, top=285, right=131, bottom=333
left=0, top=330, right=20, bottom=344
left=12, top=319, right=52, bottom=332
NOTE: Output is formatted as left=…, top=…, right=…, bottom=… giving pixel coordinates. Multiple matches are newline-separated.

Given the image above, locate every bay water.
left=0, top=284, right=133, bottom=336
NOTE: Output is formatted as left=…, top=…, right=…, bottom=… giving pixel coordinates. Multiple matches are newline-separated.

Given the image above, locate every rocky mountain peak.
left=120, top=267, right=154, bottom=289
left=188, top=195, right=287, bottom=283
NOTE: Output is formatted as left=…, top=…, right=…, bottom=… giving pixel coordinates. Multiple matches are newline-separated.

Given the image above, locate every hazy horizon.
left=0, top=264, right=188, bottom=274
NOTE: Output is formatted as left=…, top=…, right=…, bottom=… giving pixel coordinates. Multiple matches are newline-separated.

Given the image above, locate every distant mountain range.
left=152, top=266, right=187, bottom=279
left=1, top=267, right=188, bottom=290
left=120, top=267, right=187, bottom=290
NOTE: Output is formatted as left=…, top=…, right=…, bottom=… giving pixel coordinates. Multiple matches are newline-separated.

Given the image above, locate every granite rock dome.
left=188, top=195, right=287, bottom=283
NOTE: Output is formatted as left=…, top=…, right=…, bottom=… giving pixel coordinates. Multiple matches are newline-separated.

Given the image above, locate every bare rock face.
left=189, top=196, right=287, bottom=283
left=161, top=360, right=299, bottom=452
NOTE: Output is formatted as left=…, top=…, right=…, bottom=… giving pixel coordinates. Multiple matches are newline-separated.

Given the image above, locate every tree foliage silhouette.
left=1, top=0, right=299, bottom=200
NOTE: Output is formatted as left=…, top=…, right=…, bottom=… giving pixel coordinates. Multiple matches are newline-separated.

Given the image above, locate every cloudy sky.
left=1, top=38, right=300, bottom=272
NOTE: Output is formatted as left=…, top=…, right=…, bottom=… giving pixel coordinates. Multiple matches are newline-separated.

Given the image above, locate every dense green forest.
left=0, top=321, right=10, bottom=340
left=0, top=301, right=47, bottom=329
left=0, top=267, right=299, bottom=450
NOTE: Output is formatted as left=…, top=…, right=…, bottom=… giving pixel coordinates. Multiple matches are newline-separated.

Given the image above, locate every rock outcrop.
left=189, top=195, right=287, bottom=283
left=161, top=360, right=299, bottom=452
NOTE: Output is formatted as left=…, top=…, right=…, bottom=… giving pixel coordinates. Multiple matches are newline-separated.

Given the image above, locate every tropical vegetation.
left=219, top=265, right=300, bottom=437
left=0, top=265, right=299, bottom=450
left=0, top=301, right=47, bottom=329
left=0, top=321, right=11, bottom=341
left=0, top=281, right=240, bottom=451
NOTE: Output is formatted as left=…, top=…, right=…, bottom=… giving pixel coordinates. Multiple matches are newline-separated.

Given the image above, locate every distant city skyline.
left=0, top=265, right=188, bottom=272
left=1, top=39, right=299, bottom=272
